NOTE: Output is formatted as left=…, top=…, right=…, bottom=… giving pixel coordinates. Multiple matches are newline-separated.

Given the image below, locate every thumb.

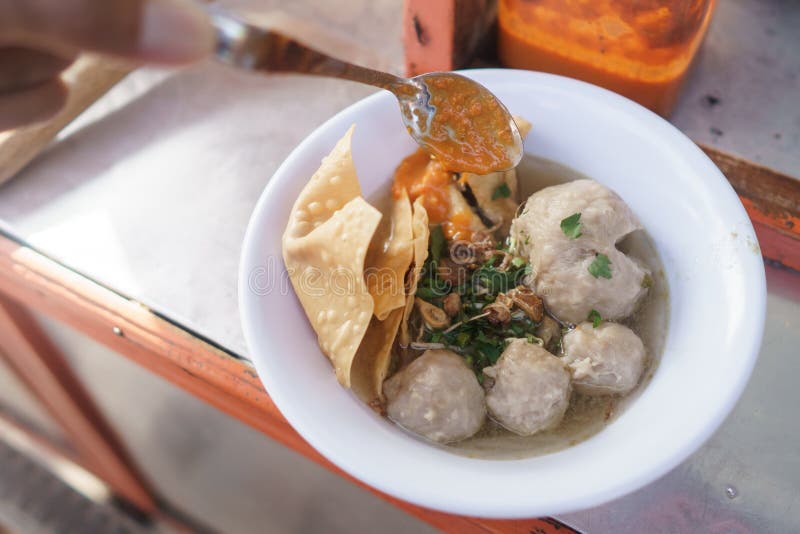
left=2, top=0, right=214, bottom=64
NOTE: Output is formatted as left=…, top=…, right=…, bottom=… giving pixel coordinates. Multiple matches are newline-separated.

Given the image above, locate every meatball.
left=510, top=179, right=650, bottom=324
left=562, top=322, right=646, bottom=396
left=384, top=350, right=485, bottom=443
left=483, top=339, right=571, bottom=436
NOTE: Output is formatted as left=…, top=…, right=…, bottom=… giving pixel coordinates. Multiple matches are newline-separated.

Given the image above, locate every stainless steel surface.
left=0, top=0, right=797, bottom=531
left=671, top=0, right=800, bottom=176
left=209, top=9, right=523, bottom=172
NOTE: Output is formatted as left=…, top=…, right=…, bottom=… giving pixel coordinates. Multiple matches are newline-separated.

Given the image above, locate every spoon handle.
left=211, top=12, right=406, bottom=91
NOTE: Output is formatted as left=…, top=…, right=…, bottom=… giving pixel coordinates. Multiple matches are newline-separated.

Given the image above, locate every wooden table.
left=0, top=1, right=798, bottom=532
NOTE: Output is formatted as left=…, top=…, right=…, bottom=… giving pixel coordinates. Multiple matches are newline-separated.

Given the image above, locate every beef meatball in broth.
left=384, top=350, right=485, bottom=443
left=510, top=179, right=650, bottom=324
left=483, top=339, right=571, bottom=436
left=563, top=322, right=646, bottom=395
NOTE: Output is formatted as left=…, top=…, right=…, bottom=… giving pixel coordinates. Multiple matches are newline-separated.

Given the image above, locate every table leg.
left=0, top=295, right=157, bottom=514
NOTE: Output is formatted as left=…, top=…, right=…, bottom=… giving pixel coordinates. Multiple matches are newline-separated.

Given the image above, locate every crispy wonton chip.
left=284, top=198, right=381, bottom=387
left=399, top=198, right=429, bottom=346
left=365, top=189, right=414, bottom=320
left=284, top=125, right=362, bottom=240
left=283, top=127, right=382, bottom=387
left=350, top=307, right=404, bottom=405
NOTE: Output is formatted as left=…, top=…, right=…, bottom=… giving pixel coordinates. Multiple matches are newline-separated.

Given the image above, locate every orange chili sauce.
left=420, top=74, right=516, bottom=175
left=498, top=0, right=716, bottom=116
left=446, top=210, right=475, bottom=242
left=391, top=148, right=476, bottom=241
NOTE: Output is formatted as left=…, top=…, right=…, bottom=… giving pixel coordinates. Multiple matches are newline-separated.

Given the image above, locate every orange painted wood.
left=0, top=234, right=578, bottom=533
left=750, top=217, right=800, bottom=272
left=0, top=408, right=85, bottom=470
left=701, top=145, right=800, bottom=272
left=0, top=295, right=157, bottom=513
left=403, top=0, right=497, bottom=76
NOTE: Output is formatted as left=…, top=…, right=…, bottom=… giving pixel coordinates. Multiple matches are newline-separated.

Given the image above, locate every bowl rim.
left=238, top=68, right=766, bottom=518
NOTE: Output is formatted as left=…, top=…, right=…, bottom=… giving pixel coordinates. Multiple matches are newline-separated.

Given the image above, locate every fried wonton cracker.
left=284, top=125, right=362, bottom=240
left=282, top=126, right=382, bottom=387
left=351, top=307, right=404, bottom=405
left=365, top=189, right=414, bottom=320
left=399, top=198, right=429, bottom=346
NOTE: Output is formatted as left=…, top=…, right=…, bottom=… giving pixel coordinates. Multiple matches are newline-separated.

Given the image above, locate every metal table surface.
left=0, top=0, right=797, bottom=531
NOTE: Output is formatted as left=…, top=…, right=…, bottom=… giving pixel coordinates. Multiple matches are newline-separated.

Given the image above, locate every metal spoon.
left=210, top=11, right=522, bottom=174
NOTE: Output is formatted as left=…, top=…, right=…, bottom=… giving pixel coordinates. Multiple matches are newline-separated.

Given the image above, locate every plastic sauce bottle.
left=498, top=0, right=717, bottom=116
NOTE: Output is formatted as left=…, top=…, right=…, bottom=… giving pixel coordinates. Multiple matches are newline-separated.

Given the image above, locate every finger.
left=0, top=78, right=67, bottom=132
left=0, top=47, right=75, bottom=92
left=0, top=0, right=214, bottom=64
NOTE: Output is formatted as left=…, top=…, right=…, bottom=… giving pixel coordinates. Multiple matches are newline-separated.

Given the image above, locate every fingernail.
left=140, top=0, right=214, bottom=63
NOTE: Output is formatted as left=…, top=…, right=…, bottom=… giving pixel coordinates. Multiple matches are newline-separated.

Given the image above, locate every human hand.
left=0, top=0, right=213, bottom=131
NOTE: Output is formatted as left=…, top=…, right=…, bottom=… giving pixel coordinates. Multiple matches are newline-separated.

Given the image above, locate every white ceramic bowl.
left=239, top=70, right=766, bottom=518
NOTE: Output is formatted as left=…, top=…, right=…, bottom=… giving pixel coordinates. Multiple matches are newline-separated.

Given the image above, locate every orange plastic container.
left=498, top=0, right=716, bottom=116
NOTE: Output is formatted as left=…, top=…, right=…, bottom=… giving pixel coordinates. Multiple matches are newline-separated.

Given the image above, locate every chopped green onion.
left=560, top=212, right=582, bottom=239
left=525, top=333, right=544, bottom=345
left=492, top=183, right=512, bottom=200
left=455, top=331, right=471, bottom=347
left=429, top=224, right=445, bottom=263
left=415, top=286, right=443, bottom=300
left=587, top=309, right=602, bottom=328
left=588, top=253, right=612, bottom=279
